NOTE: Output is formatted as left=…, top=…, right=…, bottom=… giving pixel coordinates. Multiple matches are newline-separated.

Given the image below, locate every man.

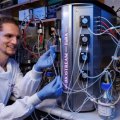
left=0, top=16, right=62, bottom=119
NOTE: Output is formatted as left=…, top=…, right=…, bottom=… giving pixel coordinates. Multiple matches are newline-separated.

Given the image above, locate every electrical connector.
left=80, top=52, right=89, bottom=63
left=80, top=34, right=90, bottom=46
left=80, top=16, right=90, bottom=27
left=82, top=72, right=88, bottom=79
left=79, top=70, right=89, bottom=82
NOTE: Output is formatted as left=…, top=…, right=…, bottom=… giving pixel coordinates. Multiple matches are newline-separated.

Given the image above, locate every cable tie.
left=86, top=46, right=88, bottom=51
left=79, top=47, right=82, bottom=52
left=82, top=72, right=88, bottom=78
left=80, top=70, right=84, bottom=74
left=112, top=56, right=119, bottom=60
left=90, top=98, right=96, bottom=102
left=110, top=27, right=114, bottom=30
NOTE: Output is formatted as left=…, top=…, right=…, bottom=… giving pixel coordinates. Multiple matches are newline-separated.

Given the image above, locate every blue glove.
left=34, top=46, right=56, bottom=71
left=37, top=76, right=63, bottom=101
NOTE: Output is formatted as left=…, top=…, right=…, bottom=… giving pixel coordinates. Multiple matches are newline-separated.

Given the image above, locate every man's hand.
left=34, top=46, right=56, bottom=71
left=37, top=76, right=63, bottom=101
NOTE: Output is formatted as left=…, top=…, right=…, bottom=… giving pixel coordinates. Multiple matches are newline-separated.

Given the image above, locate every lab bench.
left=35, top=99, right=120, bottom=120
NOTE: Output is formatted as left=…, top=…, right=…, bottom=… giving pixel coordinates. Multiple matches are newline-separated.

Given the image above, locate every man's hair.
left=0, top=16, right=18, bottom=31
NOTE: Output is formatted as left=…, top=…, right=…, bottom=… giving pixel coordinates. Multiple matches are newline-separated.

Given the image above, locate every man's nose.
left=11, top=37, right=18, bottom=44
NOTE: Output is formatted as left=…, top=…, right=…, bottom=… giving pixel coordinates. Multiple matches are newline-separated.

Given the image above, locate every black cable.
left=116, top=7, right=120, bottom=13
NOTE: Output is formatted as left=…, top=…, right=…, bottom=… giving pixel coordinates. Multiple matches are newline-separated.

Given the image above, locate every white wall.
left=104, top=0, right=120, bottom=17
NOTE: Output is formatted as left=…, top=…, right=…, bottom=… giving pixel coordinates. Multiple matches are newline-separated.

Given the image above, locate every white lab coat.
left=0, top=58, right=42, bottom=120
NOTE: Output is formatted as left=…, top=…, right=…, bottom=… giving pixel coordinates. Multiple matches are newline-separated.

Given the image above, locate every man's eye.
left=5, top=34, right=13, bottom=38
left=17, top=36, right=20, bottom=39
left=4, top=34, right=20, bottom=40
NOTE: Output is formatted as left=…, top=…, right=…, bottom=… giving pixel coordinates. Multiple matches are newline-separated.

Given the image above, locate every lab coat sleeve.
left=12, top=60, right=43, bottom=98
left=0, top=94, right=41, bottom=120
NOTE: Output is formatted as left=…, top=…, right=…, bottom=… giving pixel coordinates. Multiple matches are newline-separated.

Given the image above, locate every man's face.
left=0, top=23, right=20, bottom=56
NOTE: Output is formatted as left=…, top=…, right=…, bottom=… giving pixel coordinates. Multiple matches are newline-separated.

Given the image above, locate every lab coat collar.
left=0, top=59, right=12, bottom=79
